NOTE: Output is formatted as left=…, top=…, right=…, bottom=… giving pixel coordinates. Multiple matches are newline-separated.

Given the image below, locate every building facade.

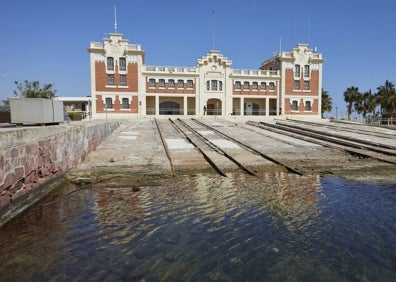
left=88, top=33, right=323, bottom=119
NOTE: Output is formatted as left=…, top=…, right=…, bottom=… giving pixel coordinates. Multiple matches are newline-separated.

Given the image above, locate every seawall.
left=0, top=121, right=119, bottom=226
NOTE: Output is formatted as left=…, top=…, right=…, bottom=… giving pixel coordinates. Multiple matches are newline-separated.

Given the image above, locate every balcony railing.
left=232, top=69, right=280, bottom=76
left=127, top=44, right=141, bottom=50
left=144, top=66, right=197, bottom=73
left=90, top=42, right=104, bottom=48
left=145, top=108, right=196, bottom=115
left=89, top=42, right=141, bottom=51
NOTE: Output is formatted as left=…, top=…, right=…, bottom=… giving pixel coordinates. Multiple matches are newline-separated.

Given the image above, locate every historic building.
left=88, top=33, right=323, bottom=119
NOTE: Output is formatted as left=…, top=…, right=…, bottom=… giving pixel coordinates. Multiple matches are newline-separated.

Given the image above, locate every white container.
left=10, top=98, right=65, bottom=124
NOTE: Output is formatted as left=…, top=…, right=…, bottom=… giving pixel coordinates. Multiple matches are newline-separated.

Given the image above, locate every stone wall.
left=0, top=121, right=119, bottom=226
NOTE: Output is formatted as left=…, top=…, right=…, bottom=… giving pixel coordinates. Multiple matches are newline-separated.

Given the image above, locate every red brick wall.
left=95, top=62, right=107, bottom=91
left=285, top=69, right=294, bottom=94
left=310, top=70, right=319, bottom=95
left=146, top=78, right=196, bottom=94
left=96, top=95, right=104, bottom=112
left=95, top=62, right=139, bottom=92
left=127, top=64, right=138, bottom=92
left=0, top=122, right=119, bottom=226
left=232, top=80, right=277, bottom=96
left=284, top=98, right=319, bottom=115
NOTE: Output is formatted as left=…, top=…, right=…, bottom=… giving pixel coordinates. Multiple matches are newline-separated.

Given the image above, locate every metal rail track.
left=191, top=118, right=304, bottom=175
left=247, top=121, right=396, bottom=165
left=274, top=121, right=396, bottom=154
left=168, top=118, right=228, bottom=177
left=154, top=118, right=175, bottom=176
left=284, top=119, right=396, bottom=139
left=174, top=118, right=257, bottom=176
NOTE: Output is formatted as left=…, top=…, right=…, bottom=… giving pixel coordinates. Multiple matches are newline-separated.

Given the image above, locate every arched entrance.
left=159, top=101, right=180, bottom=115
left=244, top=102, right=260, bottom=115
left=206, top=98, right=222, bottom=115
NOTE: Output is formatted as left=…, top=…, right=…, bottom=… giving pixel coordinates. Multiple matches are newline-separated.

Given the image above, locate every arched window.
left=294, top=80, right=300, bottom=90
left=149, top=79, right=155, bottom=87
left=291, top=100, right=298, bottom=111
left=235, top=81, right=241, bottom=89
left=122, top=98, right=129, bottom=109
left=107, top=57, right=114, bottom=71
left=305, top=101, right=312, bottom=111
left=168, top=79, right=175, bottom=88
left=304, top=81, right=310, bottom=90
left=304, top=65, right=310, bottom=77
left=119, top=57, right=126, bottom=71
left=294, top=64, right=300, bottom=77
left=105, top=97, right=113, bottom=109
left=107, top=74, right=114, bottom=86
left=211, top=80, right=218, bottom=91
left=119, top=75, right=126, bottom=86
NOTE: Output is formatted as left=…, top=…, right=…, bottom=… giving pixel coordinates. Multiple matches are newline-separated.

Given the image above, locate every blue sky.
left=1, top=0, right=395, bottom=117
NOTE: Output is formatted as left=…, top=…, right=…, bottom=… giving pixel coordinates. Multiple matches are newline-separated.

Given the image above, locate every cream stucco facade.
left=88, top=33, right=323, bottom=119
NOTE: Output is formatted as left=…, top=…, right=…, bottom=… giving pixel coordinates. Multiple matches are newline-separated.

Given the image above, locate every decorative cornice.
left=197, top=50, right=232, bottom=67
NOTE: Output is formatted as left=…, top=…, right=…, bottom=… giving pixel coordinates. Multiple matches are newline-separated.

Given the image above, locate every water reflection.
left=0, top=172, right=394, bottom=281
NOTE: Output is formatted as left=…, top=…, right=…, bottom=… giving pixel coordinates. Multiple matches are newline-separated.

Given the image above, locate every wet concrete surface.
left=72, top=118, right=396, bottom=183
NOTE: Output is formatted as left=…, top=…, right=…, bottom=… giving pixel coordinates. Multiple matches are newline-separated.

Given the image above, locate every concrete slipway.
left=72, top=118, right=396, bottom=183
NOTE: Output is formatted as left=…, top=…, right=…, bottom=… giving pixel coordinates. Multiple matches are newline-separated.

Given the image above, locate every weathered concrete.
left=1, top=117, right=394, bottom=226
left=0, top=121, right=119, bottom=226
left=71, top=118, right=396, bottom=183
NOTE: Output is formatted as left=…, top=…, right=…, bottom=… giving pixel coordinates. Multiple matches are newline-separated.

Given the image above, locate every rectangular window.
left=178, top=80, right=184, bottom=88
left=159, top=79, right=165, bottom=88
left=235, top=81, right=241, bottom=89
left=252, top=82, right=258, bottom=90
left=169, top=79, right=175, bottom=88
left=244, top=81, right=249, bottom=90
left=294, top=64, right=300, bottom=77
left=119, top=57, right=126, bottom=71
left=119, top=75, right=126, bottom=86
left=187, top=80, right=193, bottom=88
left=304, top=81, right=310, bottom=90
left=304, top=65, right=310, bottom=77
left=261, top=82, right=267, bottom=90
left=211, top=80, right=218, bottom=91
left=105, top=97, right=113, bottom=109
left=269, top=82, right=275, bottom=90
left=206, top=81, right=210, bottom=91
left=305, top=101, right=312, bottom=111
left=294, top=80, right=300, bottom=90
left=219, top=81, right=222, bottom=91
left=122, top=98, right=129, bottom=109
left=107, top=74, right=114, bottom=85
left=149, top=78, right=155, bottom=87
left=107, top=57, right=114, bottom=71
left=291, top=100, right=298, bottom=111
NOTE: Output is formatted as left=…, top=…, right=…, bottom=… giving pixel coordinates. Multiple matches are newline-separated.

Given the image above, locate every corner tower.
left=261, top=43, right=323, bottom=118
left=87, top=33, right=145, bottom=118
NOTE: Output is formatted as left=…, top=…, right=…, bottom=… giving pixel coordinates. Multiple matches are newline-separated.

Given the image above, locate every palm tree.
left=343, top=86, right=360, bottom=120
left=321, top=88, right=332, bottom=118
left=355, top=90, right=377, bottom=119
left=376, top=80, right=396, bottom=117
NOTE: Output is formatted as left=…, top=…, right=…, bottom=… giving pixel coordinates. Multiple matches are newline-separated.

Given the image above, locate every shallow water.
left=0, top=172, right=395, bottom=281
